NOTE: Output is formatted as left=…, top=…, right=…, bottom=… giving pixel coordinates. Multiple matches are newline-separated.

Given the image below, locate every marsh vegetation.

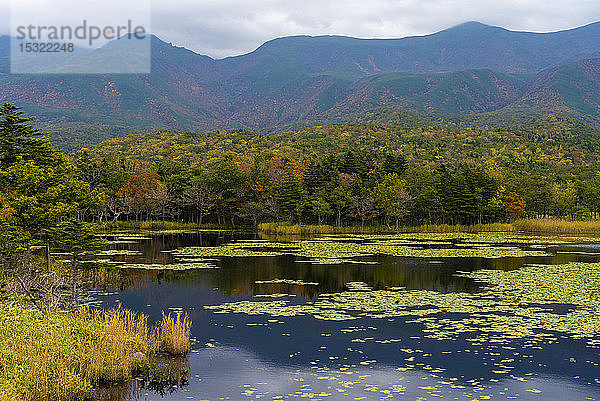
left=0, top=300, right=192, bottom=401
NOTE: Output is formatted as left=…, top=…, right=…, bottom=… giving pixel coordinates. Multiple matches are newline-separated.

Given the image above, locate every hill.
left=320, top=69, right=528, bottom=118
left=83, top=113, right=600, bottom=179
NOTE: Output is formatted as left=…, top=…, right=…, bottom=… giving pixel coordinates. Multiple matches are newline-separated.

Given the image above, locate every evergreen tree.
left=0, top=105, right=103, bottom=265
left=0, top=103, right=54, bottom=168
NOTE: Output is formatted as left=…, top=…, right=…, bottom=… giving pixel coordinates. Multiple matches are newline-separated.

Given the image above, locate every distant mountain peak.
left=439, top=21, right=504, bottom=36
left=452, top=21, right=491, bottom=29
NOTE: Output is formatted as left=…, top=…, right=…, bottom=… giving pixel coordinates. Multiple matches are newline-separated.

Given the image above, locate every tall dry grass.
left=403, top=223, right=514, bottom=233
left=82, top=307, right=155, bottom=382
left=259, top=219, right=600, bottom=235
left=94, top=220, right=221, bottom=231
left=0, top=300, right=191, bottom=401
left=159, top=311, right=192, bottom=355
left=512, top=218, right=600, bottom=233
left=258, top=222, right=335, bottom=235
left=257, top=222, right=514, bottom=235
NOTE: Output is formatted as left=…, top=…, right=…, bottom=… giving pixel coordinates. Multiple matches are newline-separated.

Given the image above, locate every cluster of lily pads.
left=94, top=232, right=597, bottom=271
left=255, top=279, right=319, bottom=286
left=115, top=262, right=219, bottom=270
left=206, top=261, right=600, bottom=347
left=172, top=233, right=563, bottom=265
left=96, top=249, right=142, bottom=256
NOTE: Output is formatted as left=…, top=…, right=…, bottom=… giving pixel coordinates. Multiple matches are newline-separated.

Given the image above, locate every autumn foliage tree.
left=502, top=191, right=527, bottom=220
left=373, top=173, right=413, bottom=229
left=114, top=162, right=168, bottom=221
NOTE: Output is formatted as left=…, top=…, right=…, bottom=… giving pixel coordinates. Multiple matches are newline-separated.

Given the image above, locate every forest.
left=75, top=150, right=525, bottom=228
left=0, top=104, right=193, bottom=400
left=4, top=102, right=600, bottom=255
left=73, top=117, right=600, bottom=230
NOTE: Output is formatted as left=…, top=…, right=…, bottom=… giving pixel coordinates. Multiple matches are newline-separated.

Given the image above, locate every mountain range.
left=1, top=21, right=600, bottom=150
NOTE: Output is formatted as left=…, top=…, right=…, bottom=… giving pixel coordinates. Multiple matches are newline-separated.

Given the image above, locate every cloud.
left=2, top=0, right=598, bottom=58
left=0, top=1, right=8, bottom=36
left=149, top=0, right=599, bottom=58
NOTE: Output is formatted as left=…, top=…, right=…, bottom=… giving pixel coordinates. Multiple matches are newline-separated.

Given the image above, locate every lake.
left=87, top=231, right=600, bottom=401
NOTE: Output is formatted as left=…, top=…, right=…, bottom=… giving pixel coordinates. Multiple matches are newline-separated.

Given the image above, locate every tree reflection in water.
left=92, top=355, right=190, bottom=401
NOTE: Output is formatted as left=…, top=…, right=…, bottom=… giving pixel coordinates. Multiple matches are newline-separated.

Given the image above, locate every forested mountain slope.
left=1, top=21, right=600, bottom=149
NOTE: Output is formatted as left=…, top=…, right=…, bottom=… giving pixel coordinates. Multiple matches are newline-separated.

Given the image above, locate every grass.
left=512, top=218, right=600, bottom=233
left=96, top=218, right=600, bottom=236
left=395, top=223, right=514, bottom=233
left=159, top=311, right=192, bottom=355
left=0, top=299, right=192, bottom=401
left=82, top=307, right=153, bottom=382
left=257, top=222, right=514, bottom=235
left=94, top=220, right=224, bottom=232
left=260, top=219, right=600, bottom=234
left=257, top=222, right=335, bottom=235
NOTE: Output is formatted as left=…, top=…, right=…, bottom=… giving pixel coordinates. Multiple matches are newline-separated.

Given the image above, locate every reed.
left=83, top=307, right=154, bottom=382
left=159, top=311, right=192, bottom=355
left=257, top=222, right=335, bottom=235
left=94, top=220, right=204, bottom=231
left=257, top=222, right=514, bottom=235
left=403, top=223, right=514, bottom=233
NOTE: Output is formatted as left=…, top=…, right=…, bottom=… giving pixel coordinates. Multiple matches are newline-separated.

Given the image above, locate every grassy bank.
left=259, top=219, right=600, bottom=235
left=93, top=220, right=226, bottom=232
left=257, top=222, right=514, bottom=235
left=95, top=218, right=600, bottom=236
left=511, top=218, right=600, bottom=233
left=0, top=298, right=191, bottom=401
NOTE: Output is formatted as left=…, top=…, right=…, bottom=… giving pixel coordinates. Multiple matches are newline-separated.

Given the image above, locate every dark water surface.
left=89, top=232, right=600, bottom=401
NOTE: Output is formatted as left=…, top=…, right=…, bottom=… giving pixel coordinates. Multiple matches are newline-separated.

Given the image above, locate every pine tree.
left=0, top=103, right=54, bottom=167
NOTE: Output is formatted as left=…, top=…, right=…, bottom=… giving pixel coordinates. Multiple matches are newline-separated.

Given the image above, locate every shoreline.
left=92, top=218, right=600, bottom=236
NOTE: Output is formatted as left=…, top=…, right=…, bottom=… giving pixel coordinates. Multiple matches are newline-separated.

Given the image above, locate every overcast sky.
left=2, top=0, right=598, bottom=58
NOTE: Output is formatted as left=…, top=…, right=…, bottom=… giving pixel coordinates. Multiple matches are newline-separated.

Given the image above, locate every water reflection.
left=93, top=352, right=191, bottom=400
left=92, top=381, right=146, bottom=401
left=183, top=345, right=599, bottom=401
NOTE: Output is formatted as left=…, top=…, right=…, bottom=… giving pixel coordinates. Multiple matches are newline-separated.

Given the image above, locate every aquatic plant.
left=172, top=233, right=553, bottom=264
left=117, top=262, right=219, bottom=270
left=159, top=311, right=192, bottom=355
left=97, top=249, right=142, bottom=256
left=255, top=279, right=318, bottom=286
left=206, top=261, right=600, bottom=347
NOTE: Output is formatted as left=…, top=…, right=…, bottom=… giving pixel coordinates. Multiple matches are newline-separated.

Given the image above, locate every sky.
left=1, top=0, right=599, bottom=58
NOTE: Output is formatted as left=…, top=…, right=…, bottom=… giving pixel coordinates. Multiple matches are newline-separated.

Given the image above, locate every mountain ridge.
left=1, top=21, right=600, bottom=149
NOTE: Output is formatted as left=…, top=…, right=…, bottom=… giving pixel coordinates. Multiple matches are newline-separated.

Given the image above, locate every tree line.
left=75, top=145, right=600, bottom=228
